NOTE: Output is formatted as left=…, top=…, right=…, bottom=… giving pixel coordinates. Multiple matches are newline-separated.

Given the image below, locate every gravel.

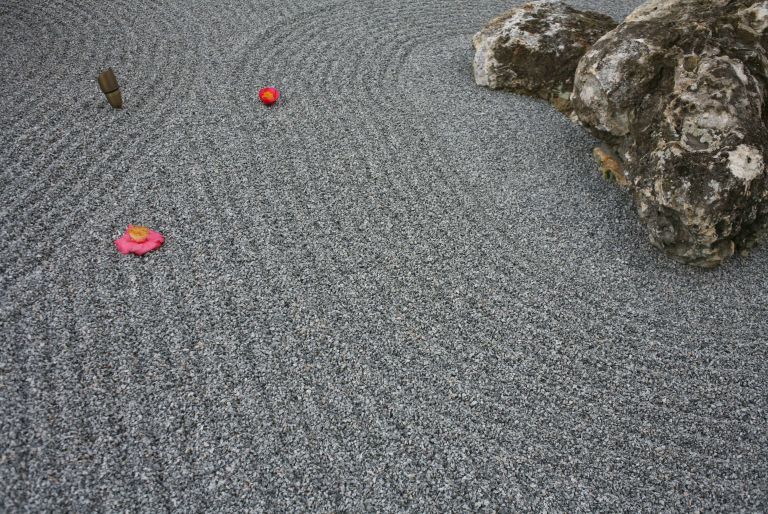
left=1, top=0, right=767, bottom=511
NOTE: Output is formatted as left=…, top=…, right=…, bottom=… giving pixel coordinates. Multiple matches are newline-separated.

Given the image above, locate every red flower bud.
left=259, top=87, right=280, bottom=106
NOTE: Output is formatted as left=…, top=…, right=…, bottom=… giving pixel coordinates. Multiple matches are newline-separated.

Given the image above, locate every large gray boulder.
left=474, top=0, right=768, bottom=266
left=571, top=0, right=768, bottom=267
left=472, top=1, right=617, bottom=112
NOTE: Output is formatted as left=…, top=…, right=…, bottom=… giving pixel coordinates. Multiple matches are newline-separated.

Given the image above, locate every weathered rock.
left=572, top=0, right=768, bottom=267
left=472, top=1, right=617, bottom=112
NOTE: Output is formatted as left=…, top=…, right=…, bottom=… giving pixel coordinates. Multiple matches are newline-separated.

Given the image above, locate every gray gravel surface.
left=1, top=0, right=767, bottom=511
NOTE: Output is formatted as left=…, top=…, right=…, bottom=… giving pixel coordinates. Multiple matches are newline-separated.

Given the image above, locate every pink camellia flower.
left=115, top=225, right=164, bottom=256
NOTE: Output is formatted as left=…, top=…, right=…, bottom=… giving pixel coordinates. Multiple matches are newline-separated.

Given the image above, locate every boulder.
left=472, top=1, right=617, bottom=112
left=571, top=0, right=768, bottom=267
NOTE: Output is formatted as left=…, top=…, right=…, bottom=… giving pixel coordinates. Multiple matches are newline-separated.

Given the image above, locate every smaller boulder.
left=472, top=1, right=617, bottom=112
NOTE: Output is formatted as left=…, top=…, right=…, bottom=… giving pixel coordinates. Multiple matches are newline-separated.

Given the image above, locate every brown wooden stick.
left=98, top=68, right=123, bottom=108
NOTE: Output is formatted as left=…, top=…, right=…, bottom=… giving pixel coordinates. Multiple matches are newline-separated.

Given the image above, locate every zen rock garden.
left=473, top=0, right=768, bottom=267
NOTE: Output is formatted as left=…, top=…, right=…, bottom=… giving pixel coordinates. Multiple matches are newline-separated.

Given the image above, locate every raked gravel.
left=1, top=0, right=767, bottom=511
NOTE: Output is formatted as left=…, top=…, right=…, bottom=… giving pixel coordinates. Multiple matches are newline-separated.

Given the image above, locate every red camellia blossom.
left=115, top=225, right=164, bottom=256
left=258, top=87, right=279, bottom=106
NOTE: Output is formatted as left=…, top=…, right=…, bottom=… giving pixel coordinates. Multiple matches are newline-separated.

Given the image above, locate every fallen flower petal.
left=115, top=225, right=164, bottom=256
